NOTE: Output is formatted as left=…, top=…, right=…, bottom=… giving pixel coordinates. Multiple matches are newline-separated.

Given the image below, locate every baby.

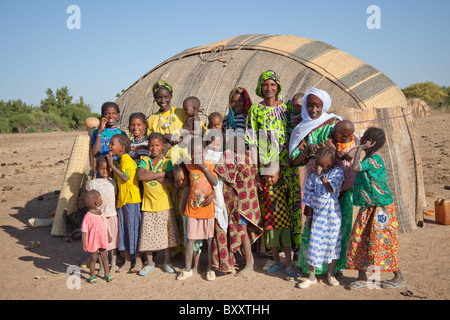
left=328, top=120, right=357, bottom=160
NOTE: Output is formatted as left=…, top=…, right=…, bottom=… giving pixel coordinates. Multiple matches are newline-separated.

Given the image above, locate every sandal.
left=88, top=276, right=97, bottom=284
left=105, top=274, right=115, bottom=282
left=347, top=281, right=367, bottom=290
left=380, top=280, right=407, bottom=289
left=266, top=264, right=283, bottom=273
left=138, top=264, right=155, bottom=276
left=163, top=263, right=175, bottom=274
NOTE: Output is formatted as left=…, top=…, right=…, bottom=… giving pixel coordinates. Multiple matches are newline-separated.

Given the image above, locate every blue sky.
left=1, top=0, right=449, bottom=114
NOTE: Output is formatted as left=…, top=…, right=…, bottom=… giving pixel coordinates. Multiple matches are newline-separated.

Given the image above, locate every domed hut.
left=115, top=34, right=425, bottom=233
left=408, top=98, right=431, bottom=118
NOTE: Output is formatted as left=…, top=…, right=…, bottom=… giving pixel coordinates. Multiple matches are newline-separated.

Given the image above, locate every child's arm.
left=352, top=140, right=376, bottom=172
left=82, top=232, right=87, bottom=251
left=198, top=162, right=218, bottom=186
left=91, top=118, right=108, bottom=157
left=106, top=154, right=129, bottom=182
left=316, top=165, right=334, bottom=193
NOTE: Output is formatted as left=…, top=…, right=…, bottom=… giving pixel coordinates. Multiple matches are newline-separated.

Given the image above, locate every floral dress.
left=346, top=153, right=399, bottom=272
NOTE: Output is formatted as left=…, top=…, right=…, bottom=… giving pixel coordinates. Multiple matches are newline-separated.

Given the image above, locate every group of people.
left=80, top=70, right=406, bottom=291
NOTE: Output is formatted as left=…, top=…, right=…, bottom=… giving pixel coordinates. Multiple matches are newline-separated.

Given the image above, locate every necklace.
left=158, top=107, right=174, bottom=129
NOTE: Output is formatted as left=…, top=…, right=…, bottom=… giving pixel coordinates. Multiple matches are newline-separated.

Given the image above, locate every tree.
left=402, top=82, right=448, bottom=107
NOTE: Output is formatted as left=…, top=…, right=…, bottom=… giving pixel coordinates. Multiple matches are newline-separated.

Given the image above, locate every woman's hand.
left=308, top=143, right=320, bottom=154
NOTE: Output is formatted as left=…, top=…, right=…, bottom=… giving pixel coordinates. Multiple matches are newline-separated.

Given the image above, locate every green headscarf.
left=152, top=80, right=173, bottom=96
left=255, top=70, right=282, bottom=99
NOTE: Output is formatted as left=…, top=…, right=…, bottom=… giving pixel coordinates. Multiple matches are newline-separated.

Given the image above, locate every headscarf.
left=255, top=70, right=282, bottom=99
left=288, top=88, right=342, bottom=156
left=152, top=80, right=173, bottom=96
left=227, top=87, right=252, bottom=130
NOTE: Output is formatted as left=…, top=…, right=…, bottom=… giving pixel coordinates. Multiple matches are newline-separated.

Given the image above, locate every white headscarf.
left=288, top=88, right=342, bottom=157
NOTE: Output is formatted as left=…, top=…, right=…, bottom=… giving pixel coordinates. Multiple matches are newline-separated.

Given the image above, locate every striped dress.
left=303, top=167, right=344, bottom=268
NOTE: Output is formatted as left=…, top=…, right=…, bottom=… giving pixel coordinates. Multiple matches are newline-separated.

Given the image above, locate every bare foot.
left=236, top=263, right=254, bottom=277
left=131, top=260, right=143, bottom=273
left=116, top=262, right=131, bottom=273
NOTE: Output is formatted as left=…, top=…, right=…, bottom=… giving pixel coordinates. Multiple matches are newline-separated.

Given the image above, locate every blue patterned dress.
left=302, top=167, right=344, bottom=268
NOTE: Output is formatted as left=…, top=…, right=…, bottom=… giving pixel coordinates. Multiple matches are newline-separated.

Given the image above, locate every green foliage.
left=0, top=86, right=100, bottom=134
left=402, top=82, right=448, bottom=107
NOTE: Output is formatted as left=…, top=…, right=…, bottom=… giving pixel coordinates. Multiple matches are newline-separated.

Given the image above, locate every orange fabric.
left=336, top=135, right=356, bottom=156
left=185, top=160, right=217, bottom=219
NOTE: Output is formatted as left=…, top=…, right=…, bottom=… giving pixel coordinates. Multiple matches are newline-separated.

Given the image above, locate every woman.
left=289, top=88, right=353, bottom=277
left=223, top=87, right=253, bottom=136
left=245, top=70, right=302, bottom=273
left=146, top=80, right=188, bottom=256
left=212, top=135, right=263, bottom=277
left=146, top=80, right=188, bottom=165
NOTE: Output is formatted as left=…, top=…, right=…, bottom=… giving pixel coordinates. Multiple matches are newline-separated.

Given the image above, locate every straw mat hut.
left=115, top=34, right=425, bottom=233
left=408, top=98, right=431, bottom=118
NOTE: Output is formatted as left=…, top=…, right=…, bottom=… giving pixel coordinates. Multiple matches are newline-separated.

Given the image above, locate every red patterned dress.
left=212, top=149, right=263, bottom=272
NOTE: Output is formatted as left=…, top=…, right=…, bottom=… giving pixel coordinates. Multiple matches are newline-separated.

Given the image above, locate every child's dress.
left=185, top=160, right=217, bottom=240
left=114, top=153, right=141, bottom=255
left=81, top=211, right=109, bottom=253
left=89, top=177, right=118, bottom=251
left=346, top=153, right=399, bottom=272
left=303, top=167, right=344, bottom=268
left=137, top=156, right=180, bottom=252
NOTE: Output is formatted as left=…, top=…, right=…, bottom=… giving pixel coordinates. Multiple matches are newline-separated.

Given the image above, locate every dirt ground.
left=0, top=112, right=449, bottom=302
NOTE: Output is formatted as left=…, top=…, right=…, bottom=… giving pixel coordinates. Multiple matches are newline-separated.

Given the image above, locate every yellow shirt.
left=138, top=156, right=173, bottom=212
left=147, top=107, right=188, bottom=136
left=114, top=154, right=141, bottom=208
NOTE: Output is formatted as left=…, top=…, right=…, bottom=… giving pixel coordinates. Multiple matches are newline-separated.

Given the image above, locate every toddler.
left=259, top=161, right=294, bottom=276
left=299, top=146, right=344, bottom=289
left=88, top=155, right=119, bottom=273
left=81, top=190, right=114, bottom=284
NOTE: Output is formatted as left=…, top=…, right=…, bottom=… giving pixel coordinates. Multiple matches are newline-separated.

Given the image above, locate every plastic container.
left=435, top=199, right=450, bottom=225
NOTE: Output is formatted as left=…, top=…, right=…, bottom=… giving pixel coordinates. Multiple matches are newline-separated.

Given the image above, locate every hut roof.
left=115, top=34, right=425, bottom=232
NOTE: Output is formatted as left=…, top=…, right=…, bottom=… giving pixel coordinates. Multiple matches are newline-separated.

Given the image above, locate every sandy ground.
left=0, top=112, right=449, bottom=302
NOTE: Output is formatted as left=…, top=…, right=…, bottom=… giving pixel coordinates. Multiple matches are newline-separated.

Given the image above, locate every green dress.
left=295, top=117, right=354, bottom=274
left=245, top=101, right=302, bottom=254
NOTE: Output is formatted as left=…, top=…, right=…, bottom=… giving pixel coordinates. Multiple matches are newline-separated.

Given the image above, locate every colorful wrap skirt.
left=346, top=203, right=399, bottom=272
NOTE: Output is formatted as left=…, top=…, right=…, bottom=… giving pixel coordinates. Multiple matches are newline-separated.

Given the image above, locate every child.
left=128, top=112, right=150, bottom=166
left=346, top=127, right=406, bottom=290
left=81, top=190, right=115, bottom=284
left=88, top=156, right=119, bottom=273
left=177, top=141, right=218, bottom=281
left=107, top=133, right=143, bottom=273
left=91, top=102, right=126, bottom=157
left=327, top=119, right=358, bottom=197
left=328, top=120, right=357, bottom=160
left=182, top=96, right=206, bottom=138
left=259, top=161, right=294, bottom=276
left=137, top=132, right=180, bottom=275
left=299, top=146, right=344, bottom=289
left=288, top=92, right=304, bottom=133
left=173, top=164, right=203, bottom=274
left=207, top=112, right=223, bottom=131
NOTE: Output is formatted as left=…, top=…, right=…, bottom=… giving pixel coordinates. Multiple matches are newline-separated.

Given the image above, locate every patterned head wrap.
left=152, top=80, right=173, bottom=96
left=227, top=87, right=253, bottom=130
left=255, top=70, right=282, bottom=99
